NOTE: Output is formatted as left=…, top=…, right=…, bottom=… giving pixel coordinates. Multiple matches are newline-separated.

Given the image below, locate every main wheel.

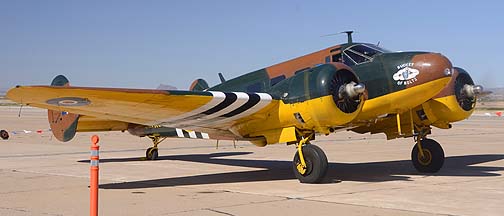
left=146, top=147, right=159, bottom=160
left=411, top=139, right=445, bottom=173
left=0, top=130, right=9, bottom=140
left=292, top=144, right=328, bottom=183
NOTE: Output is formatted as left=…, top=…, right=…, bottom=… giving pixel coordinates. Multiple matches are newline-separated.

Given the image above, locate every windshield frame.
left=342, top=43, right=390, bottom=66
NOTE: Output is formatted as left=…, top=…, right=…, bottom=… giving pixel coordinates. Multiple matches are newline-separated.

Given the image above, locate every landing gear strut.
left=292, top=132, right=328, bottom=183
left=146, top=136, right=166, bottom=160
left=411, top=129, right=445, bottom=173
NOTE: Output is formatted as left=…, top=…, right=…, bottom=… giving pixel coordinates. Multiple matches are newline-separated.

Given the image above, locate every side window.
left=325, top=56, right=330, bottom=63
left=270, top=75, right=286, bottom=86
left=246, top=82, right=262, bottom=92
left=332, top=53, right=342, bottom=62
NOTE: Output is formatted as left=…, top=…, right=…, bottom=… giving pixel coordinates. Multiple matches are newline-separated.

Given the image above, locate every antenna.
left=218, top=73, right=226, bottom=83
left=342, top=31, right=353, bottom=44
left=321, top=30, right=355, bottom=44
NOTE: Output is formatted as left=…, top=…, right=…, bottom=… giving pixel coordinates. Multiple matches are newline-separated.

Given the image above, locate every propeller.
left=455, top=73, right=478, bottom=111
left=330, top=71, right=365, bottom=113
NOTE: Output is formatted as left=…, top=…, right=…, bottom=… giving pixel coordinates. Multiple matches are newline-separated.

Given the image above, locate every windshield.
left=343, top=43, right=390, bottom=66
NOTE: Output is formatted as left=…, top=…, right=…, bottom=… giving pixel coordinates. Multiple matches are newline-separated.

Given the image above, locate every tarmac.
left=0, top=106, right=503, bottom=216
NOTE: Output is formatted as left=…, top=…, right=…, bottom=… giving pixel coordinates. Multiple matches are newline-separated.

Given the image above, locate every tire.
left=292, top=144, right=328, bottom=183
left=146, top=147, right=158, bottom=160
left=411, top=139, right=445, bottom=173
left=0, top=130, right=9, bottom=140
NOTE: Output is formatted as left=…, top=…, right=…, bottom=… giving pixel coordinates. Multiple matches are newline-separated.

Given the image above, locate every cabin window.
left=325, top=56, right=330, bottom=63
left=332, top=53, right=342, bottom=62
left=246, top=82, right=262, bottom=92
left=270, top=75, right=286, bottom=86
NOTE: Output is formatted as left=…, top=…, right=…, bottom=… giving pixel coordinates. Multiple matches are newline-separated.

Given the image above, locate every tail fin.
left=189, top=79, right=209, bottom=91
left=47, top=75, right=80, bottom=142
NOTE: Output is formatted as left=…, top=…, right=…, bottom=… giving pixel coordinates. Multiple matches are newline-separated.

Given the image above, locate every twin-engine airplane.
left=7, top=32, right=486, bottom=183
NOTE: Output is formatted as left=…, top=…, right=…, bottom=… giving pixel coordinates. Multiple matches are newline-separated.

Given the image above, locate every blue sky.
left=1, top=0, right=503, bottom=90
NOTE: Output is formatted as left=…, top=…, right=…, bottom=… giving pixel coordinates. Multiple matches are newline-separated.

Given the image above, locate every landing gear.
left=145, top=136, right=166, bottom=160
left=411, top=138, right=445, bottom=173
left=146, top=147, right=159, bottom=160
left=292, top=133, right=328, bottom=183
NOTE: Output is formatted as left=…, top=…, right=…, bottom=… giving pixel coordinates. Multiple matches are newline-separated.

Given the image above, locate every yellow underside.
left=244, top=95, right=362, bottom=145
left=7, top=86, right=213, bottom=125
left=76, top=116, right=129, bottom=132
left=422, top=95, right=473, bottom=126
left=356, top=77, right=451, bottom=121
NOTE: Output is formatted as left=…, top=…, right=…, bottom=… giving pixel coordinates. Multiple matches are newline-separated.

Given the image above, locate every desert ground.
left=0, top=106, right=503, bottom=216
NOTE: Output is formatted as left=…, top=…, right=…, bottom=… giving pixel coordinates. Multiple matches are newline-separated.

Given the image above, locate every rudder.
left=189, top=79, right=209, bottom=91
left=48, top=75, right=80, bottom=142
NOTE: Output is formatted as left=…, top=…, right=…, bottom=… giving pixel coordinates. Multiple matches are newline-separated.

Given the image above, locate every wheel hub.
left=296, top=163, right=307, bottom=175
left=418, top=149, right=432, bottom=166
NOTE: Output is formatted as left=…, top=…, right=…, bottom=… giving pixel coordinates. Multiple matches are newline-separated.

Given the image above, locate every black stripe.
left=221, top=93, right=261, bottom=118
left=182, top=130, right=190, bottom=138
left=168, top=92, right=236, bottom=124
left=195, top=132, right=203, bottom=139
left=201, top=93, right=237, bottom=115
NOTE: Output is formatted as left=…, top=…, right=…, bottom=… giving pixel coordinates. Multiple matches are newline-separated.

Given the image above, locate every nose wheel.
left=411, top=138, right=445, bottom=173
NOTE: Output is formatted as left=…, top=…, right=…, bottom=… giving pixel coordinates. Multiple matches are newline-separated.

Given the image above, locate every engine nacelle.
left=419, top=67, right=479, bottom=128
left=243, top=63, right=366, bottom=145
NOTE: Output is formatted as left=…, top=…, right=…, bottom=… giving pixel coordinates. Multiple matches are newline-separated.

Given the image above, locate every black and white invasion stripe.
left=156, top=91, right=272, bottom=128
left=175, top=128, right=210, bottom=139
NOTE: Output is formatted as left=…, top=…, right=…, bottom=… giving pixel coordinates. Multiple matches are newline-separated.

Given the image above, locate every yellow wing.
left=6, top=85, right=276, bottom=138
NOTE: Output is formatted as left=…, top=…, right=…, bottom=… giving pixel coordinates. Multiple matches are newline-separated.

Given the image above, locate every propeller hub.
left=339, top=82, right=366, bottom=99
left=462, top=84, right=483, bottom=98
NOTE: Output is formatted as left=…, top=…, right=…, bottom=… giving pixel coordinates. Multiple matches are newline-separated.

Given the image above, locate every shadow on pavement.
left=81, top=152, right=504, bottom=189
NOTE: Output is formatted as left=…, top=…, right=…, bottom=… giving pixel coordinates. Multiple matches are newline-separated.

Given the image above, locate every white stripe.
left=201, top=133, right=210, bottom=139
left=188, top=131, right=197, bottom=138
left=176, top=128, right=184, bottom=138
left=152, top=91, right=226, bottom=125
left=174, top=92, right=249, bottom=127
left=200, top=93, right=273, bottom=126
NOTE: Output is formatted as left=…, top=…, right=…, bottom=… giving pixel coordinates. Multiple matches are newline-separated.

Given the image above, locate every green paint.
left=209, top=69, right=269, bottom=92
left=352, top=52, right=428, bottom=99
left=62, top=116, right=79, bottom=142
left=191, top=79, right=209, bottom=91
left=51, top=75, right=69, bottom=86
left=167, top=90, right=213, bottom=96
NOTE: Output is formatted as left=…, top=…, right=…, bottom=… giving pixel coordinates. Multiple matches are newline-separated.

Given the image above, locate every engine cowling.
left=420, top=67, right=482, bottom=128
left=246, top=63, right=366, bottom=144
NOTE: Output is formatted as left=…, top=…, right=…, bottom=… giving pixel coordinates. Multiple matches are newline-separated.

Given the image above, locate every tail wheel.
left=292, top=144, right=328, bottom=183
left=146, top=147, right=159, bottom=160
left=411, top=139, right=445, bottom=173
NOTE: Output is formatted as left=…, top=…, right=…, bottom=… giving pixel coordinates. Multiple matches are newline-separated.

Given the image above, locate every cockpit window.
left=342, top=43, right=389, bottom=66
left=345, top=51, right=367, bottom=64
